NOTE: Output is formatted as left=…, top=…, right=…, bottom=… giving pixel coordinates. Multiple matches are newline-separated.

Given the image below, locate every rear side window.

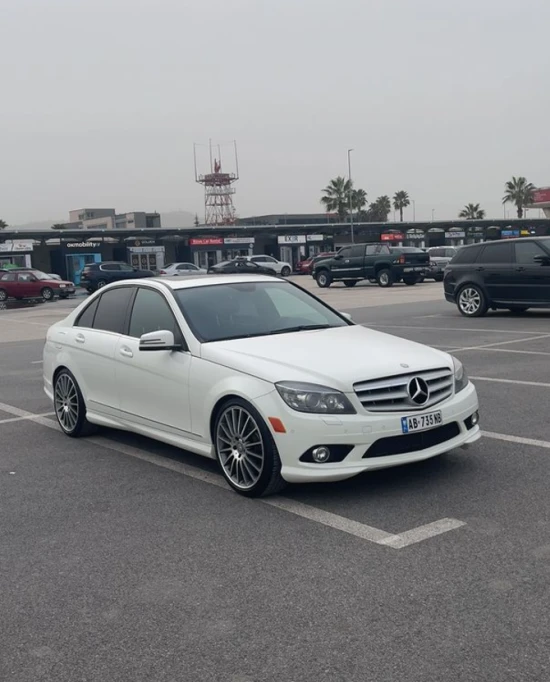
left=75, top=297, right=100, bottom=328
left=128, top=288, right=181, bottom=339
left=100, top=263, right=120, bottom=271
left=479, top=242, right=513, bottom=264
left=515, top=241, right=548, bottom=265
left=451, top=245, right=482, bottom=264
left=92, top=287, right=134, bottom=334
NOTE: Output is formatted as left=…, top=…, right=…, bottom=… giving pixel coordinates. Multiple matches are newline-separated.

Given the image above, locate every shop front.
left=64, top=241, right=103, bottom=284
left=277, top=234, right=327, bottom=268
left=189, top=236, right=255, bottom=267
left=127, top=244, right=166, bottom=271
left=0, top=240, right=34, bottom=269
left=404, top=230, right=425, bottom=247
left=222, top=237, right=255, bottom=260
left=445, top=229, right=465, bottom=246
left=381, top=231, right=405, bottom=246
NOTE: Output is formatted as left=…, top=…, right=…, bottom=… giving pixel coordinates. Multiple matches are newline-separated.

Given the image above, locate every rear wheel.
left=41, top=287, right=54, bottom=301
left=316, top=270, right=332, bottom=288
left=457, top=284, right=488, bottom=317
left=376, top=269, right=394, bottom=288
left=214, top=398, right=286, bottom=497
left=281, top=266, right=291, bottom=277
left=344, top=280, right=358, bottom=288
left=0, top=289, right=7, bottom=302
left=53, top=369, right=97, bottom=437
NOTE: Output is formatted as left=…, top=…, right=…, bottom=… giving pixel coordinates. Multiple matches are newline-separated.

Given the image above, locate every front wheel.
left=376, top=269, right=394, bottom=288
left=281, top=266, right=291, bottom=277
left=457, top=284, right=488, bottom=317
left=316, top=270, right=332, bottom=288
left=0, top=289, right=7, bottom=302
left=214, top=399, right=286, bottom=497
left=344, top=280, right=358, bottom=288
left=53, top=369, right=97, bottom=437
left=41, top=287, right=54, bottom=301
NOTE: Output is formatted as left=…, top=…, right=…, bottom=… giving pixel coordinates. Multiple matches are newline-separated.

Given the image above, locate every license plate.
left=401, top=411, right=442, bottom=434
left=403, top=267, right=424, bottom=272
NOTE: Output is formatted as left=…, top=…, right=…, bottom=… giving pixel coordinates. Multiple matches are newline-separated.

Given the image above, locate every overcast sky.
left=2, top=0, right=549, bottom=225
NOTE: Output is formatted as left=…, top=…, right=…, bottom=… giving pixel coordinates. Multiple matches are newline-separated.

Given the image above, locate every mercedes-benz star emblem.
left=408, top=377, right=430, bottom=406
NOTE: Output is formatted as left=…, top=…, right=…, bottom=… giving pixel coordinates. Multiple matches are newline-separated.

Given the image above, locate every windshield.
left=30, top=270, right=52, bottom=280
left=174, top=281, right=349, bottom=342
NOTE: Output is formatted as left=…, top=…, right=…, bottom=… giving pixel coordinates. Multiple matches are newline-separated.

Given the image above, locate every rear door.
left=477, top=242, right=515, bottom=301
left=512, top=240, right=550, bottom=303
left=364, top=244, right=391, bottom=277
left=17, top=272, right=41, bottom=298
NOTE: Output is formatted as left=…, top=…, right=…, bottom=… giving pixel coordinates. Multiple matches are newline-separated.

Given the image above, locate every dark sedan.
left=207, top=259, right=277, bottom=276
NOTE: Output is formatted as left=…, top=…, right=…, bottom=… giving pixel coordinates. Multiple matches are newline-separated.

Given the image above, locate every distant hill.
left=5, top=210, right=197, bottom=232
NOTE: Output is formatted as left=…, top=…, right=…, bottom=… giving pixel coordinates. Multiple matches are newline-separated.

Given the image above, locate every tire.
left=316, top=270, right=332, bottom=288
left=403, top=276, right=418, bottom=286
left=434, top=274, right=444, bottom=282
left=41, top=287, right=54, bottom=301
left=53, top=369, right=97, bottom=438
left=96, top=279, right=107, bottom=289
left=214, top=398, right=287, bottom=497
left=344, top=280, right=358, bottom=288
left=281, top=266, right=291, bottom=277
left=0, top=289, right=8, bottom=302
left=376, top=269, right=394, bottom=288
left=457, top=284, right=488, bottom=317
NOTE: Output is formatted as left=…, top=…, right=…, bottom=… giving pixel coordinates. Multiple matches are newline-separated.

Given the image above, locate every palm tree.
left=375, top=195, right=391, bottom=222
left=458, top=203, right=485, bottom=219
left=503, top=176, right=535, bottom=218
left=321, top=176, right=351, bottom=221
left=352, top=188, right=368, bottom=214
left=392, top=190, right=410, bottom=222
left=0, top=219, right=7, bottom=230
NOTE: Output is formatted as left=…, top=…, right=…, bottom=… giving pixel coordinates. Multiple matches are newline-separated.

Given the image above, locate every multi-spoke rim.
left=459, top=287, right=481, bottom=315
left=0, top=290, right=7, bottom=302
left=216, top=407, right=264, bottom=489
left=42, top=287, right=53, bottom=300
left=54, top=373, right=79, bottom=433
left=379, top=272, right=389, bottom=285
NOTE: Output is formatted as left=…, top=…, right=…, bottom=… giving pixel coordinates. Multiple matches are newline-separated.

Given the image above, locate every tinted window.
left=515, top=241, right=548, bottom=265
left=451, top=245, right=483, bottom=264
left=129, top=288, right=181, bottom=339
left=350, top=245, right=366, bottom=257
left=92, top=287, right=134, bottom=334
left=430, top=249, right=444, bottom=257
left=100, top=263, right=120, bottom=271
left=479, top=242, right=513, bottom=264
left=75, top=297, right=100, bottom=328
left=366, top=245, right=383, bottom=255
left=338, top=247, right=352, bottom=258
left=119, top=263, right=134, bottom=271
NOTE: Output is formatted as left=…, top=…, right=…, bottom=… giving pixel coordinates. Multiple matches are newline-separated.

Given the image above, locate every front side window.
left=480, top=242, right=513, bottom=264
left=338, top=247, right=352, bottom=259
left=17, top=273, right=34, bottom=282
left=515, top=241, right=548, bottom=265
left=92, top=287, right=134, bottom=334
left=174, top=281, right=348, bottom=343
left=128, top=287, right=181, bottom=339
left=118, top=263, right=134, bottom=272
left=451, top=245, right=482, bottom=264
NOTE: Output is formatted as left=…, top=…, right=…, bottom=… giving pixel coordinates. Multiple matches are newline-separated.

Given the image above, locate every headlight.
left=59, top=284, right=66, bottom=288
left=275, top=381, right=356, bottom=414
left=452, top=356, right=468, bottom=393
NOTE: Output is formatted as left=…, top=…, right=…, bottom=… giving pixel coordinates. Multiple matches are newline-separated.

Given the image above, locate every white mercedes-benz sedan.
left=43, top=275, right=480, bottom=497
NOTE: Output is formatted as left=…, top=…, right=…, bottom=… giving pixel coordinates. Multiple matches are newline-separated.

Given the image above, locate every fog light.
left=471, top=411, right=479, bottom=426
left=311, top=446, right=330, bottom=463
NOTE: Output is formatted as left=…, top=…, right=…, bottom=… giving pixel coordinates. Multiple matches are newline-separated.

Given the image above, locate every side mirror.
left=139, top=330, right=180, bottom=351
left=334, top=253, right=343, bottom=260
left=534, top=255, right=550, bottom=265
left=340, top=312, right=353, bottom=322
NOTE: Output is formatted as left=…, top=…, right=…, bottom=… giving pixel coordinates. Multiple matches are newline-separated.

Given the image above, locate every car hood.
left=200, top=324, right=452, bottom=389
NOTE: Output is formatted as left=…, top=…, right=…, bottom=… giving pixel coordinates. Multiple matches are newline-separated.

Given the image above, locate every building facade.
left=64, top=208, right=161, bottom=230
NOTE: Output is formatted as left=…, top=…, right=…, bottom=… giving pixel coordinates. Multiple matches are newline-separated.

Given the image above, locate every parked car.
left=313, top=243, right=429, bottom=288
left=80, top=261, right=154, bottom=293
left=388, top=247, right=430, bottom=284
left=243, top=255, right=292, bottom=276
left=159, top=262, right=208, bottom=276
left=0, top=269, right=75, bottom=301
left=207, top=258, right=276, bottom=276
left=43, top=274, right=480, bottom=497
left=444, top=237, right=550, bottom=317
left=425, top=247, right=459, bottom=281
left=47, top=273, right=62, bottom=281
left=296, top=252, right=337, bottom=275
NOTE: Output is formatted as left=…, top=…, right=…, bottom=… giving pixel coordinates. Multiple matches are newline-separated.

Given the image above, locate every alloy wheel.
left=379, top=272, right=389, bottom=285
left=458, top=287, right=481, bottom=315
left=216, top=406, right=264, bottom=490
left=54, top=373, right=79, bottom=433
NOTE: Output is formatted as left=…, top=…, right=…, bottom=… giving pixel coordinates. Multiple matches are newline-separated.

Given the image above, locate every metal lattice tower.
left=194, top=140, right=239, bottom=226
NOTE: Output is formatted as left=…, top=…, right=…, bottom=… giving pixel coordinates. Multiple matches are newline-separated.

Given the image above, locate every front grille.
left=353, top=367, right=453, bottom=412
left=364, top=422, right=460, bottom=458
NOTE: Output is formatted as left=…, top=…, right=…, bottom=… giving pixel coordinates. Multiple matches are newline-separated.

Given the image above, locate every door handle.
left=75, top=333, right=85, bottom=344
left=119, top=346, right=133, bottom=358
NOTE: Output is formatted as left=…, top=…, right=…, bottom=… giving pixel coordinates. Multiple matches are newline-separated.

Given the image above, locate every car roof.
left=107, top=274, right=281, bottom=291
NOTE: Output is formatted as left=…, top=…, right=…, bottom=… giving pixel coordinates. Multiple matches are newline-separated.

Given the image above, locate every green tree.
left=503, top=176, right=535, bottom=218
left=321, top=176, right=351, bottom=221
left=0, top=219, right=7, bottom=230
left=392, top=190, right=410, bottom=222
left=351, top=188, right=368, bottom=214
left=363, top=196, right=392, bottom=222
left=458, top=203, right=486, bottom=219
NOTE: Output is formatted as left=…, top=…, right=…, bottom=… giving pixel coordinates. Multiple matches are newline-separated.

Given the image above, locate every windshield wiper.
left=266, top=324, right=333, bottom=335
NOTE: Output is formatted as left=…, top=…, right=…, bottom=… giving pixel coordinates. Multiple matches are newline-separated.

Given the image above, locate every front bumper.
left=254, top=382, right=480, bottom=483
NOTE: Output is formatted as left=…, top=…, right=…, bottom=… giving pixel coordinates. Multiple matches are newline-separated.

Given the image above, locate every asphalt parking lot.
left=2, top=279, right=550, bottom=682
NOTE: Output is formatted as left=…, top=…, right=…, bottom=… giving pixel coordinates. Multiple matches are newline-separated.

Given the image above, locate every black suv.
left=444, top=237, right=550, bottom=317
left=80, top=261, right=154, bottom=292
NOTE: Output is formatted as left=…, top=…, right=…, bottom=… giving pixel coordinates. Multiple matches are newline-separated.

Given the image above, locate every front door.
left=478, top=242, right=515, bottom=302
left=512, top=240, right=550, bottom=303
left=115, top=286, right=193, bottom=434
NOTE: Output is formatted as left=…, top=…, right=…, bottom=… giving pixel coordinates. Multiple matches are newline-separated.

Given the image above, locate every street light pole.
left=431, top=209, right=435, bottom=223
left=347, top=149, right=354, bottom=244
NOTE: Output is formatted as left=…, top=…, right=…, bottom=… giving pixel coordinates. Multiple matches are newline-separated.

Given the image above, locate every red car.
left=0, top=269, right=75, bottom=302
left=296, top=252, right=337, bottom=275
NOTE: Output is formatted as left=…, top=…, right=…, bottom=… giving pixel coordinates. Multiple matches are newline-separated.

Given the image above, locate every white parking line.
left=448, top=333, right=550, bottom=353
left=31, top=360, right=43, bottom=364
left=368, top=324, right=548, bottom=335
left=482, top=430, right=550, bottom=450
left=0, top=400, right=465, bottom=550
left=471, top=376, right=550, bottom=388
left=463, top=348, right=550, bottom=357
left=0, top=412, right=54, bottom=425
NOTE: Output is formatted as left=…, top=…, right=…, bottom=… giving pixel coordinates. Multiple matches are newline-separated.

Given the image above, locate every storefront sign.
left=66, top=241, right=101, bottom=248
left=133, top=239, right=156, bottom=247
left=128, top=246, right=165, bottom=254
left=306, top=234, right=324, bottom=242
left=0, top=240, right=34, bottom=253
left=407, top=231, right=425, bottom=240
left=502, top=229, right=520, bottom=238
left=446, top=230, right=465, bottom=239
left=278, top=235, right=306, bottom=244
left=224, top=237, right=255, bottom=245
left=189, top=237, right=224, bottom=246
left=380, top=232, right=404, bottom=242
